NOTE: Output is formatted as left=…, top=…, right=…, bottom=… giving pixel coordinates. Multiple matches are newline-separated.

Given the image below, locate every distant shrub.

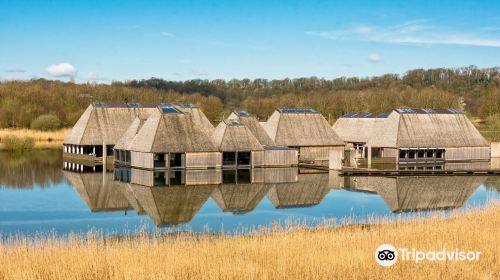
left=30, top=114, right=62, bottom=131
left=1, top=136, right=35, bottom=152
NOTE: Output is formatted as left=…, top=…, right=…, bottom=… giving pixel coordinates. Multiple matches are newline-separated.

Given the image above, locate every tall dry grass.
left=0, top=128, right=69, bottom=150
left=0, top=203, right=499, bottom=280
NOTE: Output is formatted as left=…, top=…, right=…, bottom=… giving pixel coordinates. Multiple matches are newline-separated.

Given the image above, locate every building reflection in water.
left=62, top=163, right=488, bottom=228
left=343, top=176, right=485, bottom=212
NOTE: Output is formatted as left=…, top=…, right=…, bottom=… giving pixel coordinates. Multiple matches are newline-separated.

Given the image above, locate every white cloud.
left=367, top=54, right=383, bottom=62
left=162, top=32, right=174, bottom=38
left=305, top=20, right=500, bottom=48
left=47, top=63, right=77, bottom=77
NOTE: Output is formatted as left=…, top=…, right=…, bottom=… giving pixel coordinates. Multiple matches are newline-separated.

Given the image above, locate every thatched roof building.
left=262, top=108, right=344, bottom=162
left=267, top=173, right=330, bottom=208
left=128, top=104, right=218, bottom=154
left=333, top=108, right=490, bottom=162
left=263, top=108, right=344, bottom=147
left=344, top=176, right=484, bottom=212
left=128, top=184, right=216, bottom=227
left=63, top=171, right=132, bottom=212
left=334, top=109, right=488, bottom=148
left=64, top=102, right=157, bottom=146
left=226, top=111, right=275, bottom=146
left=212, top=119, right=264, bottom=152
left=122, top=104, right=221, bottom=170
left=331, top=113, right=394, bottom=145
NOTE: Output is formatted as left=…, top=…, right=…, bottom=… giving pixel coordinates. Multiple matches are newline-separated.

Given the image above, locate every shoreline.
left=1, top=202, right=498, bottom=279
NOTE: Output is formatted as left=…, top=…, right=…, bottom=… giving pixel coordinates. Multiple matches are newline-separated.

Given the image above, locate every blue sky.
left=2, top=0, right=500, bottom=83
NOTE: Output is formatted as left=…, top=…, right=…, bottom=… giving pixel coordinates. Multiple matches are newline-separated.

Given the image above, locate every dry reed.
left=0, top=129, right=68, bottom=150
left=0, top=202, right=498, bottom=280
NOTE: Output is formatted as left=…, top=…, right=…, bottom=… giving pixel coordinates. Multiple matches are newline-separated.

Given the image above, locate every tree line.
left=1, top=65, right=500, bottom=130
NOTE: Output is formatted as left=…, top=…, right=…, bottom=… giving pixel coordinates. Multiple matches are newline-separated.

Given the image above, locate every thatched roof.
left=176, top=103, right=215, bottom=136
left=227, top=111, right=276, bottom=146
left=211, top=183, right=270, bottom=214
left=344, top=176, right=484, bottom=212
left=128, top=105, right=219, bottom=153
left=128, top=184, right=216, bottom=227
left=212, top=119, right=264, bottom=152
left=332, top=113, right=396, bottom=145
left=263, top=108, right=344, bottom=147
left=64, top=102, right=157, bottom=145
left=114, top=117, right=147, bottom=150
left=333, top=109, right=489, bottom=148
left=63, top=171, right=132, bottom=212
left=267, top=173, right=330, bottom=208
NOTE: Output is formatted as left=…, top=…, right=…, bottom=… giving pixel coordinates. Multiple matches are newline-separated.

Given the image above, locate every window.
left=278, top=108, right=317, bottom=114
left=409, top=150, right=416, bottom=159
left=223, top=152, right=237, bottom=166
left=399, top=150, right=407, bottom=159
left=436, top=150, right=444, bottom=158
left=237, top=151, right=251, bottom=165
left=169, top=153, right=184, bottom=168
left=154, top=153, right=166, bottom=168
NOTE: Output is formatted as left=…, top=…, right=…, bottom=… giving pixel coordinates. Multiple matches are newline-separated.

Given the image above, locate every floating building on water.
left=225, top=110, right=299, bottom=167
left=65, top=103, right=491, bottom=171
left=63, top=102, right=157, bottom=160
left=227, top=110, right=276, bottom=146
left=262, top=108, right=345, bottom=163
left=118, top=103, right=221, bottom=170
left=212, top=119, right=265, bottom=168
left=333, top=108, right=490, bottom=165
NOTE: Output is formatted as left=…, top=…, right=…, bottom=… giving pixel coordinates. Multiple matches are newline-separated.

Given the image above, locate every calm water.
left=0, top=150, right=499, bottom=236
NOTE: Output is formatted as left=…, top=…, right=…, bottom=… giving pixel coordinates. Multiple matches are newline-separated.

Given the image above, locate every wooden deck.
left=340, top=167, right=500, bottom=176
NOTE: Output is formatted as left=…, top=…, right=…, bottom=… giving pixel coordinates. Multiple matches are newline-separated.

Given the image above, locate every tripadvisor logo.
left=375, top=244, right=482, bottom=267
left=375, top=244, right=398, bottom=267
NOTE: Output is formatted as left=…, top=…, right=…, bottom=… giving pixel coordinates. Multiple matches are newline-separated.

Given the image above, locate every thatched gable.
left=63, top=171, right=132, bottom=212
left=114, top=117, right=147, bottom=150
left=128, top=107, right=219, bottom=153
left=227, top=111, right=275, bottom=146
left=263, top=108, right=344, bottom=147
left=128, top=184, right=216, bottom=227
left=212, top=119, right=264, bottom=152
left=64, top=102, right=157, bottom=145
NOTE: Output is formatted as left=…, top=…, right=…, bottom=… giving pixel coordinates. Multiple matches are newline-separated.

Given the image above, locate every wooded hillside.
left=1, top=66, right=499, bottom=132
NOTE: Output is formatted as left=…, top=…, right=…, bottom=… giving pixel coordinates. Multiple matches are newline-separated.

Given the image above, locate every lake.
left=0, top=150, right=499, bottom=236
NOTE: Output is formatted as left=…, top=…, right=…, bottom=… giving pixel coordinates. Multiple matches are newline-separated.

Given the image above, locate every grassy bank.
left=0, top=129, right=68, bottom=150
left=0, top=203, right=498, bottom=280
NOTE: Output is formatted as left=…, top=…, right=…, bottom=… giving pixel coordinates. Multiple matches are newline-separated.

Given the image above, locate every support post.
left=367, top=144, right=372, bottom=168
left=103, top=142, right=107, bottom=167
